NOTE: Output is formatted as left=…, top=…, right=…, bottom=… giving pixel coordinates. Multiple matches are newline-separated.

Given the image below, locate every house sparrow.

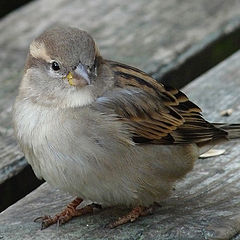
left=13, top=25, right=240, bottom=229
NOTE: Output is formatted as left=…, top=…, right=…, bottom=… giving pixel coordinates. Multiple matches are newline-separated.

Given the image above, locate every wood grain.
left=1, top=50, right=240, bottom=240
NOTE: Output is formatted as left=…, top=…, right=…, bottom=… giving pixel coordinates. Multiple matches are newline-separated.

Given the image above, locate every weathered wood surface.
left=1, top=50, right=240, bottom=240
left=0, top=0, right=240, bottom=196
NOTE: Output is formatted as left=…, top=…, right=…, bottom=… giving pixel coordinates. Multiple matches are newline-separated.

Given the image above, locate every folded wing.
left=95, top=60, right=227, bottom=145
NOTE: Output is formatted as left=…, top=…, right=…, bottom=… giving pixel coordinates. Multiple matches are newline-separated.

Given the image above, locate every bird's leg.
left=34, top=197, right=101, bottom=229
left=107, top=205, right=153, bottom=228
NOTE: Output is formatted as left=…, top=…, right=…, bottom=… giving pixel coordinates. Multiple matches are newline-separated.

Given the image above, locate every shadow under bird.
left=13, top=25, right=240, bottom=229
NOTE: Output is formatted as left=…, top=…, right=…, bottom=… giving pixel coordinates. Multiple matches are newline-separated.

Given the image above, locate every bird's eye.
left=51, top=61, right=60, bottom=71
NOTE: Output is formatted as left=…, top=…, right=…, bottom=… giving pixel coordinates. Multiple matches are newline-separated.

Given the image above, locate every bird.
left=13, top=25, right=240, bottom=229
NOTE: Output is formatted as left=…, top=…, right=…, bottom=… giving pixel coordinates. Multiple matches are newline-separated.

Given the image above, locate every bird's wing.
left=95, top=60, right=227, bottom=144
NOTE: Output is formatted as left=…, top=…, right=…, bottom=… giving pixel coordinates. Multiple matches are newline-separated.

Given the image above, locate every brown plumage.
left=98, top=60, right=228, bottom=145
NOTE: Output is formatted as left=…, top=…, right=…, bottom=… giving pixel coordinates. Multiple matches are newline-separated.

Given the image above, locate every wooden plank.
left=1, top=1, right=240, bottom=204
left=1, top=50, right=240, bottom=240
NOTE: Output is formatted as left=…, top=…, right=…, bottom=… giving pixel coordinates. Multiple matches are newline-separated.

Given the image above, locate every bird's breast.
left=13, top=100, right=67, bottom=179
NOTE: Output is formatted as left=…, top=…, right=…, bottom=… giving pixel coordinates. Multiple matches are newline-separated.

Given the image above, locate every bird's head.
left=21, top=26, right=104, bottom=108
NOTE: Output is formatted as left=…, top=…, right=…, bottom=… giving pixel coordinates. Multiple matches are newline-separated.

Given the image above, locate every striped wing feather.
left=99, top=60, right=227, bottom=144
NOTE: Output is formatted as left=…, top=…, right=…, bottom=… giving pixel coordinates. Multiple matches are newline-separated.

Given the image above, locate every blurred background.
left=0, top=0, right=33, bottom=18
left=0, top=0, right=239, bottom=213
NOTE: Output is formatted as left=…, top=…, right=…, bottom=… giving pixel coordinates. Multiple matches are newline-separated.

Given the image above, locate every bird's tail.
left=213, top=123, right=240, bottom=139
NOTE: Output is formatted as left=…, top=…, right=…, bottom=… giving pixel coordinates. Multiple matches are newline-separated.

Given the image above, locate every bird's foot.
left=107, top=205, right=153, bottom=228
left=34, top=197, right=101, bottom=229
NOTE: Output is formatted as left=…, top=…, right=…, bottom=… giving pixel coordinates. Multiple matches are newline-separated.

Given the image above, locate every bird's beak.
left=67, top=63, right=91, bottom=87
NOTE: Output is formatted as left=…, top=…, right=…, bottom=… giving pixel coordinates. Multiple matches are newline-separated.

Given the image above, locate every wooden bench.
left=1, top=0, right=240, bottom=239
left=1, top=2, right=240, bottom=210
left=1, top=49, right=240, bottom=239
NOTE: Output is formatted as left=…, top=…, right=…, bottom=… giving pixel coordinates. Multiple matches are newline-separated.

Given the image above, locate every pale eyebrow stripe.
left=30, top=41, right=52, bottom=62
